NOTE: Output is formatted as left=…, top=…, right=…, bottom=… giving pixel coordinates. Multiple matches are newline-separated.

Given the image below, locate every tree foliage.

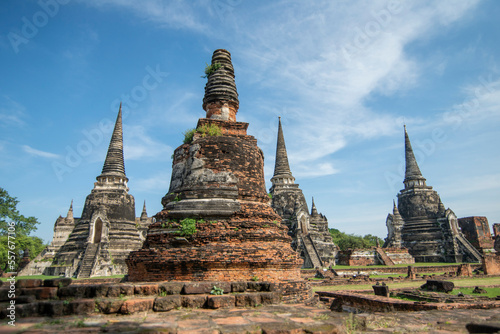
left=0, top=187, right=46, bottom=271
left=329, top=228, right=384, bottom=251
left=0, top=187, right=39, bottom=236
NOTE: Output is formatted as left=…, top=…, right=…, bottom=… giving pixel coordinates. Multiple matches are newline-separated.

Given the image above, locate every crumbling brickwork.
left=127, top=50, right=304, bottom=294
left=458, top=216, right=494, bottom=252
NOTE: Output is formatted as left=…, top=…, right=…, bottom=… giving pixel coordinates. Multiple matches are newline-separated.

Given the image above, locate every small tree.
left=0, top=187, right=46, bottom=271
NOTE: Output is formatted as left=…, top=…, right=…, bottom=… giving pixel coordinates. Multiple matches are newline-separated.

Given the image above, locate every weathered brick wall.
left=338, top=248, right=414, bottom=266
left=458, top=216, right=494, bottom=251
left=483, top=254, right=500, bottom=275
left=127, top=123, right=302, bottom=283
left=338, top=249, right=378, bottom=266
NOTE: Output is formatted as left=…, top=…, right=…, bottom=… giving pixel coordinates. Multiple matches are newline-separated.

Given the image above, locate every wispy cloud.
left=132, top=171, right=171, bottom=193
left=227, top=0, right=481, bottom=177
left=82, top=0, right=481, bottom=180
left=22, top=145, right=60, bottom=159
left=84, top=0, right=209, bottom=32
left=124, top=125, right=172, bottom=160
left=0, top=95, right=26, bottom=127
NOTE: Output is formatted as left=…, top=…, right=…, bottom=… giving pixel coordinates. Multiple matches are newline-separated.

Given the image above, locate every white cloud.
left=22, top=145, right=60, bottom=159
left=442, top=74, right=500, bottom=128
left=123, top=125, right=173, bottom=160
left=84, top=0, right=209, bottom=32
left=0, top=95, right=26, bottom=127
left=132, top=171, right=171, bottom=193
left=225, top=1, right=480, bottom=177
left=83, top=0, right=481, bottom=181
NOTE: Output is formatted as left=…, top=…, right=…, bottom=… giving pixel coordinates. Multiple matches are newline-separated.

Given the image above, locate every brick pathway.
left=1, top=303, right=500, bottom=333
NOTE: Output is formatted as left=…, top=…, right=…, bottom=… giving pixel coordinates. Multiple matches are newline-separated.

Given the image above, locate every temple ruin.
left=19, top=107, right=152, bottom=278
left=384, top=126, right=483, bottom=263
left=126, top=50, right=308, bottom=301
left=269, top=117, right=337, bottom=268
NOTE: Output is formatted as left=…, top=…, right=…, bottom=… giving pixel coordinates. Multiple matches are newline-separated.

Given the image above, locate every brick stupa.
left=127, top=49, right=303, bottom=284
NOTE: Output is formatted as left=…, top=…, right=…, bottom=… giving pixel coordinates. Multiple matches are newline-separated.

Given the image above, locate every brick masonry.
left=126, top=49, right=308, bottom=302
left=0, top=279, right=310, bottom=318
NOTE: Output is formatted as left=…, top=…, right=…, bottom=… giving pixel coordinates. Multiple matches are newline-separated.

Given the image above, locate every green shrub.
left=179, top=218, right=197, bottom=237
left=197, top=124, right=222, bottom=138
left=183, top=129, right=196, bottom=144
left=210, top=286, right=224, bottom=295
left=202, top=62, right=221, bottom=78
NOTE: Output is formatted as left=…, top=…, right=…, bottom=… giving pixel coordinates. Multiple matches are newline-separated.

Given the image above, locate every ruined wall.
left=458, top=216, right=494, bottom=251
left=338, top=248, right=413, bottom=266
left=483, top=254, right=500, bottom=275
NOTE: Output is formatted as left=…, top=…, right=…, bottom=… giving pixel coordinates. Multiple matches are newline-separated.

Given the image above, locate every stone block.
left=0, top=287, right=13, bottom=302
left=483, top=254, right=500, bottom=275
left=38, top=300, right=64, bottom=316
left=64, top=299, right=95, bottom=315
left=58, top=285, right=96, bottom=299
left=16, top=279, right=42, bottom=289
left=153, top=295, right=182, bottom=312
left=16, top=295, right=36, bottom=304
left=159, top=282, right=184, bottom=295
left=466, top=323, right=500, bottom=333
left=231, top=282, right=247, bottom=293
left=207, top=295, right=235, bottom=309
left=372, top=284, right=390, bottom=297
left=134, top=284, right=158, bottom=296
left=119, top=297, right=155, bottom=314
left=22, top=287, right=58, bottom=300
left=260, top=292, right=280, bottom=305
left=182, top=282, right=230, bottom=295
left=94, top=284, right=110, bottom=298
left=106, top=284, right=134, bottom=297
left=235, top=293, right=261, bottom=307
left=43, top=278, right=72, bottom=288
left=181, top=295, right=207, bottom=308
left=457, top=263, right=472, bottom=277
left=247, top=282, right=262, bottom=291
left=420, top=280, right=454, bottom=293
left=95, top=299, right=124, bottom=314
left=16, top=302, right=38, bottom=318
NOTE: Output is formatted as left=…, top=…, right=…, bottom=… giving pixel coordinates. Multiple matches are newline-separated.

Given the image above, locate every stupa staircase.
left=77, top=243, right=99, bottom=278
left=456, top=233, right=483, bottom=263
left=301, top=234, right=323, bottom=268
left=375, top=247, right=395, bottom=266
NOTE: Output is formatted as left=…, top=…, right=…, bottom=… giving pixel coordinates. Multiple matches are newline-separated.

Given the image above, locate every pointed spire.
left=272, top=117, right=294, bottom=179
left=140, top=200, right=148, bottom=220
left=403, top=125, right=426, bottom=188
left=67, top=200, right=74, bottom=220
left=202, top=49, right=239, bottom=121
left=392, top=199, right=401, bottom=217
left=311, top=197, right=318, bottom=216
left=100, top=103, right=126, bottom=177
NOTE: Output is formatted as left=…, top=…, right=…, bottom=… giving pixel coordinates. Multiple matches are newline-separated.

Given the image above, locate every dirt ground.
left=1, top=302, right=499, bottom=334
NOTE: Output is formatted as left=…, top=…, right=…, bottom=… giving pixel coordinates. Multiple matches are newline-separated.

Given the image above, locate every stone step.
left=0, top=279, right=292, bottom=318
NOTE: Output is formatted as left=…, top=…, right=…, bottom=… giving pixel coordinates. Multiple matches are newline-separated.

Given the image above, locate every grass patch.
left=451, top=287, right=500, bottom=298
left=332, top=262, right=463, bottom=270
left=313, top=276, right=500, bottom=292
left=0, top=275, right=60, bottom=282
left=79, top=274, right=125, bottom=280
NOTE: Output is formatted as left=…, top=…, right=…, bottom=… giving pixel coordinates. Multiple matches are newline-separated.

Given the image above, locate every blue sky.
left=1, top=0, right=499, bottom=244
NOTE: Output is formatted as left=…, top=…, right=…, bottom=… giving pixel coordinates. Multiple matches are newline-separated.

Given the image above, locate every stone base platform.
left=316, top=290, right=500, bottom=313
left=0, top=278, right=311, bottom=319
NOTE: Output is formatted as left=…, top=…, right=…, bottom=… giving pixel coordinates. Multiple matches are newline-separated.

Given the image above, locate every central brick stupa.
left=127, top=49, right=302, bottom=283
